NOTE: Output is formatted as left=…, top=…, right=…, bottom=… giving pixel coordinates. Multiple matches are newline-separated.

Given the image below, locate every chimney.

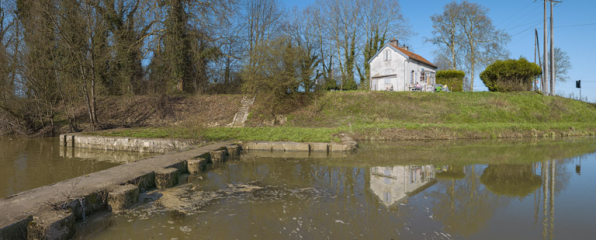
left=404, top=45, right=409, bottom=51
left=389, top=38, right=398, bottom=47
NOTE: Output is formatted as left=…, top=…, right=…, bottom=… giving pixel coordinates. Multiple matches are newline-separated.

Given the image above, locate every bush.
left=323, top=78, right=338, bottom=91
left=343, top=78, right=358, bottom=90
left=480, top=58, right=541, bottom=92
left=436, top=70, right=465, bottom=92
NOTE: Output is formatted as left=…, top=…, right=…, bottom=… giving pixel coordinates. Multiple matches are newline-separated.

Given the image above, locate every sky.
left=282, top=0, right=596, bottom=101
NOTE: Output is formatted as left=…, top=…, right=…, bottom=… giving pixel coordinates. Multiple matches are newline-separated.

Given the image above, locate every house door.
left=381, top=77, right=397, bottom=91
left=372, top=79, right=378, bottom=91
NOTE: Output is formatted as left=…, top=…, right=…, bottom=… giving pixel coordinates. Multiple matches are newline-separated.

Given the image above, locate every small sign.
left=576, top=80, right=581, bottom=89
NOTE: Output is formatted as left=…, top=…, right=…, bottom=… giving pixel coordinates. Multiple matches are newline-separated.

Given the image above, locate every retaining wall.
left=59, top=134, right=195, bottom=153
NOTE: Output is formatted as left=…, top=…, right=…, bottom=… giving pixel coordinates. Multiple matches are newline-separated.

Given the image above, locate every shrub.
left=480, top=58, right=542, bottom=92
left=436, top=70, right=465, bottom=92
left=343, top=78, right=358, bottom=90
left=323, top=78, right=338, bottom=91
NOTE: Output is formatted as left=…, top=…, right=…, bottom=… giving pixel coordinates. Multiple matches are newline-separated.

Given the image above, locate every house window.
left=384, top=51, right=391, bottom=61
left=384, top=192, right=391, bottom=202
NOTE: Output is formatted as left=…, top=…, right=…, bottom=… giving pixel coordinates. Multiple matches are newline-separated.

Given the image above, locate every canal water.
left=0, top=137, right=153, bottom=198
left=77, top=138, right=596, bottom=239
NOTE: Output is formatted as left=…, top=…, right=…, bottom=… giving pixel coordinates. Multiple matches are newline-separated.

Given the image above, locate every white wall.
left=370, top=45, right=436, bottom=91
left=370, top=46, right=406, bottom=91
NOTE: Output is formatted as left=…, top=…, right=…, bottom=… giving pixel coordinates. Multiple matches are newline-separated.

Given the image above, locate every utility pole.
left=535, top=29, right=542, bottom=91
left=543, top=0, right=548, bottom=95
left=534, top=30, right=538, bottom=91
left=540, top=0, right=562, bottom=96
left=550, top=0, right=555, bottom=96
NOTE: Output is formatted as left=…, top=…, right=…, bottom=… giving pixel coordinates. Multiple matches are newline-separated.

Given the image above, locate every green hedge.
left=480, top=58, right=541, bottom=92
left=436, top=70, right=465, bottom=92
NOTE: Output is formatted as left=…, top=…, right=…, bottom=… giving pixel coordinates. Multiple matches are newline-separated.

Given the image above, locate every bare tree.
left=456, top=1, right=509, bottom=92
left=427, top=1, right=462, bottom=71
left=550, top=47, right=571, bottom=83
left=244, top=0, right=284, bottom=70
left=317, top=0, right=361, bottom=90
left=359, top=0, right=411, bottom=90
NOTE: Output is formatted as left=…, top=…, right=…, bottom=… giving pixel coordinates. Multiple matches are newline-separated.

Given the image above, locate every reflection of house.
left=369, top=165, right=437, bottom=207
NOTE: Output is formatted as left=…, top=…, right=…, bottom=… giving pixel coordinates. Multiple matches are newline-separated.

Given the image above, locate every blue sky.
left=282, top=0, right=595, bottom=101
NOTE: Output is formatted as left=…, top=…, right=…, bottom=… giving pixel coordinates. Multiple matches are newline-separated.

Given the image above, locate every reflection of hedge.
left=436, top=171, right=466, bottom=180
left=480, top=164, right=542, bottom=198
left=436, top=70, right=465, bottom=92
left=480, top=58, right=541, bottom=92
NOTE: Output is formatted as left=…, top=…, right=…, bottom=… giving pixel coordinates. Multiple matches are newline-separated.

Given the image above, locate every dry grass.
left=65, top=94, right=243, bottom=133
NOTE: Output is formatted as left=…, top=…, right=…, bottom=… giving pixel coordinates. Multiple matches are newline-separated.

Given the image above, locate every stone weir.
left=59, top=133, right=195, bottom=153
left=1, top=135, right=357, bottom=239
left=0, top=142, right=236, bottom=240
left=59, top=133, right=358, bottom=154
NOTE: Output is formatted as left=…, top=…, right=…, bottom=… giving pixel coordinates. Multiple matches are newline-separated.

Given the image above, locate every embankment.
left=91, top=91, right=596, bottom=142
left=6, top=91, right=596, bottom=141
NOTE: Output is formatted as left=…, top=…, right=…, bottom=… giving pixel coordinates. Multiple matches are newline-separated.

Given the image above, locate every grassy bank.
left=88, top=91, right=596, bottom=142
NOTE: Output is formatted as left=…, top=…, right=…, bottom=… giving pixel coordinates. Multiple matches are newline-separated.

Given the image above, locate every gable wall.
left=370, top=45, right=436, bottom=91
left=370, top=46, right=407, bottom=91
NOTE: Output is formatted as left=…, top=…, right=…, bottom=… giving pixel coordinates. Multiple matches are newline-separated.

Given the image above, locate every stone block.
left=66, top=190, right=109, bottom=221
left=66, top=135, right=75, bottom=147
left=225, top=145, right=241, bottom=157
left=283, top=142, right=310, bottom=152
left=329, top=143, right=350, bottom=152
left=108, top=185, right=139, bottom=212
left=168, top=160, right=188, bottom=174
left=210, top=150, right=227, bottom=163
left=308, top=142, right=329, bottom=152
left=271, top=142, right=285, bottom=151
left=241, top=142, right=257, bottom=150
left=27, top=210, right=75, bottom=240
left=155, top=168, right=179, bottom=189
left=187, top=158, right=207, bottom=174
left=0, top=216, right=32, bottom=240
left=251, top=142, right=273, bottom=151
left=127, top=172, right=156, bottom=191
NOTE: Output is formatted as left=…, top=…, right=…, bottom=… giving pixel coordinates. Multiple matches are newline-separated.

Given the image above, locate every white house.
left=369, top=39, right=438, bottom=92
left=369, top=165, right=437, bottom=207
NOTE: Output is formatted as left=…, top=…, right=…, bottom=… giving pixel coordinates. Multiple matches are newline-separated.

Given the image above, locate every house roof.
left=390, top=43, right=437, bottom=69
left=368, top=42, right=437, bottom=69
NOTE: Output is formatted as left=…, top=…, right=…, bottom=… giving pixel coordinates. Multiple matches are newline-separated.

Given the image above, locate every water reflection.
left=77, top=139, right=596, bottom=239
left=0, top=137, right=152, bottom=198
left=480, top=164, right=542, bottom=197
left=60, top=146, right=154, bottom=164
left=369, top=165, right=436, bottom=207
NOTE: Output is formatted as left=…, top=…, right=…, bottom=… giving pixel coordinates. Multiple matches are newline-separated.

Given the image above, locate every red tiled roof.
left=390, top=43, right=437, bottom=69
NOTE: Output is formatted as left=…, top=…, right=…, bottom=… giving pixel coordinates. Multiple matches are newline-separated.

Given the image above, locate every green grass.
left=279, top=91, right=596, bottom=127
left=88, top=91, right=596, bottom=142
left=91, top=127, right=342, bottom=142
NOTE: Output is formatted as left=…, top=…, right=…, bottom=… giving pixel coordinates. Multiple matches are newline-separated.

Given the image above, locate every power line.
left=500, top=1, right=540, bottom=29
left=553, top=22, right=596, bottom=28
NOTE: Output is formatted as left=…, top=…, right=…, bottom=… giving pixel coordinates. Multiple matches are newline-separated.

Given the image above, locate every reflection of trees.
left=435, top=165, right=465, bottom=180
left=480, top=164, right=541, bottom=198
left=427, top=165, right=509, bottom=238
